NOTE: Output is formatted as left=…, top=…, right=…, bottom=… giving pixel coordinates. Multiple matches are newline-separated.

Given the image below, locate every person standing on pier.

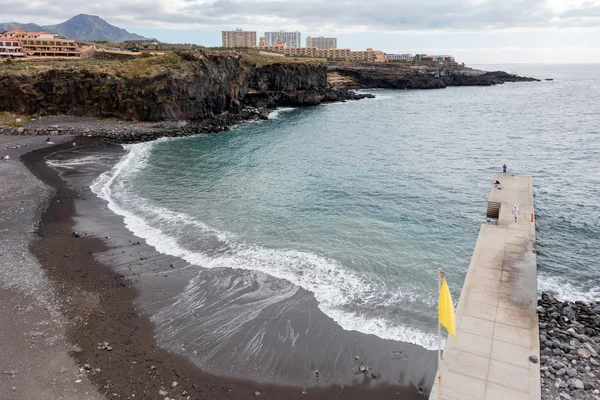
left=512, top=205, right=520, bottom=222
left=503, top=163, right=507, bottom=174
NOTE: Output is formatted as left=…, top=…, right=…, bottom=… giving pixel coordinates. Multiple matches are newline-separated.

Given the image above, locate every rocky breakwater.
left=327, top=63, right=539, bottom=89
left=0, top=51, right=371, bottom=142
left=538, top=293, right=600, bottom=400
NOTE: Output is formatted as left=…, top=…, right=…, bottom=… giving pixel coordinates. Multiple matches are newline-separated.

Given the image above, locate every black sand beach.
left=5, top=136, right=436, bottom=399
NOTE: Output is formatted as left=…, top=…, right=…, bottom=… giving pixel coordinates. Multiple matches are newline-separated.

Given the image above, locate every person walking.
left=512, top=205, right=519, bottom=223
left=503, top=163, right=507, bottom=175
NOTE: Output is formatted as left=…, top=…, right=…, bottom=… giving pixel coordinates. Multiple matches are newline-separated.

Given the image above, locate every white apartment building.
left=385, top=53, right=415, bottom=62
left=264, top=31, right=301, bottom=48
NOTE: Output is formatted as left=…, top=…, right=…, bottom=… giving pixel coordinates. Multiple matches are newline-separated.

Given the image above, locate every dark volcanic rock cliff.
left=327, top=63, right=539, bottom=89
left=0, top=52, right=366, bottom=122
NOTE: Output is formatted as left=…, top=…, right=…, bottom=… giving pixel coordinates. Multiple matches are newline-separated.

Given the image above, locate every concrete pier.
left=429, top=174, right=540, bottom=400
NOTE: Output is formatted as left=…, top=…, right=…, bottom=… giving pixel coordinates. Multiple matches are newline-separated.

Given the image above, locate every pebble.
left=254, top=390, right=261, bottom=396
left=538, top=293, right=600, bottom=399
left=529, top=355, right=539, bottom=364
left=577, top=348, right=591, bottom=359
left=171, top=381, right=178, bottom=388
left=568, top=378, right=584, bottom=390
left=159, top=390, right=168, bottom=396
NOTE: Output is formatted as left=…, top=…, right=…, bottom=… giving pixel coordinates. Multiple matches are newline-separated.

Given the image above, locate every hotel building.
left=221, top=29, right=257, bottom=48
left=264, top=31, right=301, bottom=48
left=305, top=36, right=337, bottom=49
left=2, top=30, right=79, bottom=57
left=261, top=43, right=385, bottom=63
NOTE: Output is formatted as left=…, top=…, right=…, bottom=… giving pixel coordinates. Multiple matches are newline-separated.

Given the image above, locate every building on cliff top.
left=305, top=36, right=337, bottom=49
left=0, top=32, right=25, bottom=58
left=385, top=53, right=456, bottom=65
left=260, top=42, right=385, bottom=63
left=264, top=31, right=301, bottom=48
left=222, top=29, right=257, bottom=48
left=2, top=30, right=80, bottom=57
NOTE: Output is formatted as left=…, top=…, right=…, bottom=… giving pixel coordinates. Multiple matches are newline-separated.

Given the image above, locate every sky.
left=3, top=0, right=600, bottom=63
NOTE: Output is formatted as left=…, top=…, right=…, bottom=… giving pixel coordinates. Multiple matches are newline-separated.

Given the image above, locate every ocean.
left=91, top=63, right=600, bottom=353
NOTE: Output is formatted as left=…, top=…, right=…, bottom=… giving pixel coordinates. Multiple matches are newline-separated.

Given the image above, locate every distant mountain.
left=0, top=22, right=42, bottom=32
left=0, top=14, right=148, bottom=42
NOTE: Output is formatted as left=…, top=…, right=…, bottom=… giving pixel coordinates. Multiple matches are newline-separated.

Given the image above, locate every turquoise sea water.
left=93, top=64, right=600, bottom=349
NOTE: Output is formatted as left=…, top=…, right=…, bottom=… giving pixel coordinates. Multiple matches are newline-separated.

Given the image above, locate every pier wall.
left=430, top=174, right=540, bottom=400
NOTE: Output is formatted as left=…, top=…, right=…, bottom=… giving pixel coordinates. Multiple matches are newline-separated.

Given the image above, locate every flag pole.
left=437, top=268, right=443, bottom=400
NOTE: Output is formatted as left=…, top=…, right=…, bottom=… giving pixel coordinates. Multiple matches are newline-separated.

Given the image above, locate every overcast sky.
left=4, top=0, right=600, bottom=63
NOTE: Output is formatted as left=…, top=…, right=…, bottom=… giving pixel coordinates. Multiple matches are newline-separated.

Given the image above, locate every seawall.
left=430, top=174, right=541, bottom=400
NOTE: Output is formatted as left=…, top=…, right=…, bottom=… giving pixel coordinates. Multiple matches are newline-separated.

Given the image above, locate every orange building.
left=2, top=30, right=80, bottom=57
left=260, top=44, right=385, bottom=62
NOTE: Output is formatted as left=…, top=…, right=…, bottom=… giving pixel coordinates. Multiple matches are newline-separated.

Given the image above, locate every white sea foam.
left=47, top=154, right=116, bottom=168
left=538, top=274, right=600, bottom=302
left=91, top=140, right=440, bottom=350
left=268, top=107, right=295, bottom=120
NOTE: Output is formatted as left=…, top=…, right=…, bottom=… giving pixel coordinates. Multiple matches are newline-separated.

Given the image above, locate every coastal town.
left=223, top=29, right=456, bottom=64
left=1, top=27, right=455, bottom=66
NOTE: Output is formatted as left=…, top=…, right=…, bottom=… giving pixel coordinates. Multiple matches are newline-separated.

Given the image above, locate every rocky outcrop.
left=538, top=293, right=600, bottom=400
left=0, top=52, right=370, bottom=124
left=442, top=71, right=540, bottom=86
left=0, top=108, right=270, bottom=144
left=327, top=63, right=539, bottom=89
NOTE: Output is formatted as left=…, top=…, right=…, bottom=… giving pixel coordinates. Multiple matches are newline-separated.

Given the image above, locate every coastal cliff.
left=327, top=63, right=539, bottom=89
left=0, top=51, right=367, bottom=122
left=0, top=52, right=538, bottom=142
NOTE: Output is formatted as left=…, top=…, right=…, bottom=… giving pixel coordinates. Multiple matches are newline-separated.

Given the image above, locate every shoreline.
left=0, top=135, right=103, bottom=400
left=20, top=138, right=431, bottom=399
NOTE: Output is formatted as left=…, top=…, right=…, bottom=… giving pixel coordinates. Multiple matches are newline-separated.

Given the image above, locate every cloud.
left=3, top=0, right=600, bottom=33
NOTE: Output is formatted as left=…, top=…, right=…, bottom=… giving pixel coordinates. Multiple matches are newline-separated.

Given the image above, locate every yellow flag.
left=439, top=277, right=456, bottom=339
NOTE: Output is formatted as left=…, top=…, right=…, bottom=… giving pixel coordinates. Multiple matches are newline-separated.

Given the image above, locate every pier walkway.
left=429, top=174, right=540, bottom=400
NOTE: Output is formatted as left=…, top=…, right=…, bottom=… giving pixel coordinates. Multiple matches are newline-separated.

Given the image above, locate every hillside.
left=0, top=14, right=147, bottom=42
left=0, top=22, right=42, bottom=32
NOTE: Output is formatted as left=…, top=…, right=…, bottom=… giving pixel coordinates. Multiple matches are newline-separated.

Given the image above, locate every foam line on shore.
left=90, top=140, right=440, bottom=351
left=538, top=274, right=600, bottom=302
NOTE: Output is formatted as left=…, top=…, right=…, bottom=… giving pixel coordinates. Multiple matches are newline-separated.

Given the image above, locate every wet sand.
left=18, top=137, right=435, bottom=399
left=0, top=135, right=102, bottom=400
